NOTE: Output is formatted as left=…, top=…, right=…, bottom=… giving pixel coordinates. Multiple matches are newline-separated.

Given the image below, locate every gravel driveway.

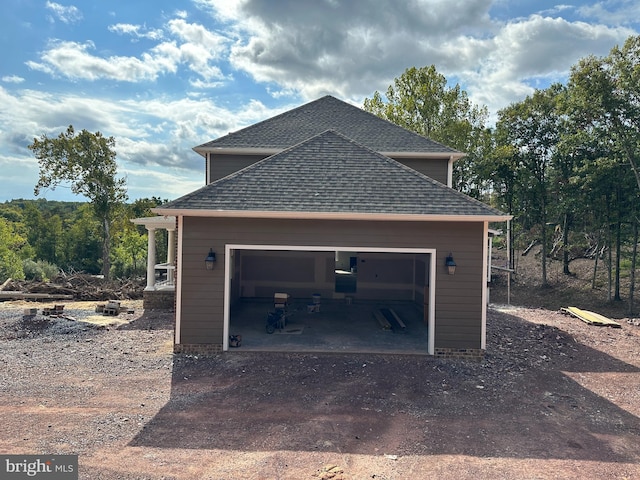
left=1, top=300, right=639, bottom=479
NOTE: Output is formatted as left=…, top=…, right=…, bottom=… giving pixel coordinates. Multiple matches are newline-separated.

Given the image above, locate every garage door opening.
left=335, top=251, right=357, bottom=293
left=224, top=245, right=436, bottom=354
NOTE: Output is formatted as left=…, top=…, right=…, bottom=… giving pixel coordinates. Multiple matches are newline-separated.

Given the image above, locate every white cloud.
left=26, top=17, right=230, bottom=86
left=578, top=0, right=640, bottom=27
left=121, top=166, right=204, bottom=200
left=460, top=15, right=635, bottom=114
left=0, top=84, right=288, bottom=201
left=45, top=1, right=82, bottom=24
left=0, top=87, right=286, bottom=174
left=167, top=18, right=230, bottom=82
left=193, top=0, right=638, bottom=117
left=537, top=4, right=574, bottom=17
left=108, top=23, right=165, bottom=41
left=1, top=75, right=25, bottom=84
left=25, top=40, right=179, bottom=82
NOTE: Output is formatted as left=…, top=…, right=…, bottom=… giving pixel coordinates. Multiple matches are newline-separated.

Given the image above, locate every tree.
left=28, top=126, right=127, bottom=280
left=0, top=217, right=28, bottom=282
left=111, top=197, right=169, bottom=278
left=363, top=65, right=490, bottom=196
left=64, top=204, right=102, bottom=274
left=23, top=202, right=64, bottom=266
left=495, top=85, right=566, bottom=286
left=112, top=226, right=147, bottom=278
left=569, top=35, right=640, bottom=306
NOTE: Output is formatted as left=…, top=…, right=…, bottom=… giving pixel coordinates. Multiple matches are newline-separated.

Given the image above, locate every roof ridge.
left=194, top=95, right=462, bottom=155
left=193, top=96, right=334, bottom=150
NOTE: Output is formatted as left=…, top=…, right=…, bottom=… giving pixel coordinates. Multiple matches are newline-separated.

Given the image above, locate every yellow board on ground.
left=562, top=306, right=621, bottom=328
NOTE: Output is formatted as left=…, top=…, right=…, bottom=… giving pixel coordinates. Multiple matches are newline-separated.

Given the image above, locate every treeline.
left=366, top=35, right=640, bottom=313
left=0, top=198, right=167, bottom=282
left=487, top=35, right=640, bottom=314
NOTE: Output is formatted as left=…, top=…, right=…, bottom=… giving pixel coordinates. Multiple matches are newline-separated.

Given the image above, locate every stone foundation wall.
left=174, top=343, right=223, bottom=355
left=434, top=347, right=484, bottom=361
left=143, top=290, right=175, bottom=310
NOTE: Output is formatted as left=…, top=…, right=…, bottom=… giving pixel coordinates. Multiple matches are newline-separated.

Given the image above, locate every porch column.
left=146, top=226, right=157, bottom=290
left=167, top=227, right=176, bottom=264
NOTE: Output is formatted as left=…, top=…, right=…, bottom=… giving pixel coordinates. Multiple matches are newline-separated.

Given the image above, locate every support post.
left=146, top=227, right=157, bottom=290
left=167, top=227, right=176, bottom=265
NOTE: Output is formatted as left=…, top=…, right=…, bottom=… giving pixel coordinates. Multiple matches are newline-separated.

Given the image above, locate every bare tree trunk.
left=608, top=224, right=613, bottom=302
left=614, top=220, right=622, bottom=301
left=562, top=212, right=571, bottom=275
left=592, top=247, right=599, bottom=290
left=541, top=227, right=548, bottom=286
left=540, top=197, right=548, bottom=287
left=629, top=217, right=638, bottom=315
left=102, top=217, right=111, bottom=281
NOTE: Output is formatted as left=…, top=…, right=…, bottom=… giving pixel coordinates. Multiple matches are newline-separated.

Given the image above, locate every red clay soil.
left=0, top=299, right=639, bottom=480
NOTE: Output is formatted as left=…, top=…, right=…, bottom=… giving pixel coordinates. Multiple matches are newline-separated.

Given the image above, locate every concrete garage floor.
left=228, top=298, right=430, bottom=354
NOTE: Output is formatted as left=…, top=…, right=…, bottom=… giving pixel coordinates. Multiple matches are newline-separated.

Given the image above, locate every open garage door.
left=223, top=245, right=436, bottom=354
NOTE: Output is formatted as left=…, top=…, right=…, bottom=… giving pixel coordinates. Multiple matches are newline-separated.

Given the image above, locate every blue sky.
left=1, top=0, right=638, bottom=203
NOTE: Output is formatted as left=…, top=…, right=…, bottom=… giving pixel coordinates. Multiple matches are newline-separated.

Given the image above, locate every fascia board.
left=192, top=146, right=282, bottom=157
left=379, top=151, right=466, bottom=161
left=130, top=215, right=176, bottom=229
left=193, top=146, right=466, bottom=160
left=152, top=207, right=512, bottom=223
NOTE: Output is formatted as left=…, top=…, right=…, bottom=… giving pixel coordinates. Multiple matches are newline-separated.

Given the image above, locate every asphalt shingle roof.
left=163, top=130, right=505, bottom=218
left=195, top=95, right=460, bottom=155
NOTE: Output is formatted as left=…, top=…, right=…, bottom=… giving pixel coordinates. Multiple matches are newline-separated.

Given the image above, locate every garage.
left=153, top=98, right=511, bottom=358
left=223, top=245, right=435, bottom=353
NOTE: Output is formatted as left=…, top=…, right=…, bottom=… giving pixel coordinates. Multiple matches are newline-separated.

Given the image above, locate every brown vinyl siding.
left=208, top=153, right=270, bottom=183
left=178, top=217, right=485, bottom=350
left=207, top=153, right=450, bottom=185
left=394, top=158, right=449, bottom=185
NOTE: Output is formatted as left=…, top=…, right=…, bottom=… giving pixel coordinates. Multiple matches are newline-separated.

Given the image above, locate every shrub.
left=22, top=259, right=59, bottom=282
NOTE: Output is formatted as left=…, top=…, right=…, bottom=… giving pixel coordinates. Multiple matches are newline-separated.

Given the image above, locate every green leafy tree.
left=363, top=65, right=490, bottom=196
left=569, top=35, right=640, bottom=308
left=129, top=197, right=169, bottom=263
left=28, top=126, right=127, bottom=279
left=0, top=217, right=28, bottom=281
left=111, top=197, right=170, bottom=278
left=112, top=227, right=147, bottom=278
left=63, top=203, right=103, bottom=275
left=569, top=36, right=640, bottom=192
left=480, top=134, right=521, bottom=265
left=495, top=85, right=566, bottom=286
left=23, top=202, right=65, bottom=266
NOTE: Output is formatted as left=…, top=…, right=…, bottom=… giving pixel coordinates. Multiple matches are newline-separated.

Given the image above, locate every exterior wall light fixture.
left=445, top=253, right=457, bottom=275
left=205, top=249, right=216, bottom=270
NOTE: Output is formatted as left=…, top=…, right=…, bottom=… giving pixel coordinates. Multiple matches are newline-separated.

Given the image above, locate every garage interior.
left=227, top=248, right=433, bottom=354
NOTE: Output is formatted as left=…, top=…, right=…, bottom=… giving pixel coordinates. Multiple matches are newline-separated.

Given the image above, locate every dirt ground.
left=1, top=297, right=639, bottom=480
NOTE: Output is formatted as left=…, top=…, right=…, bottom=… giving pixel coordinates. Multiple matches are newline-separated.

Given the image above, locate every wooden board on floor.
left=0, top=292, right=74, bottom=300
left=561, top=306, right=621, bottom=328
